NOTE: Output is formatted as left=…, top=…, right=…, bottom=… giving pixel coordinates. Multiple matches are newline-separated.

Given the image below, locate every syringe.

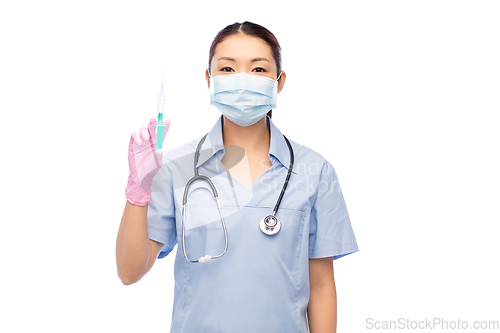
left=156, top=75, right=165, bottom=150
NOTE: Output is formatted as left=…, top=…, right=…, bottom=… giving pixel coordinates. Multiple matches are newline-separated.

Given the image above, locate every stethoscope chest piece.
left=259, top=214, right=281, bottom=235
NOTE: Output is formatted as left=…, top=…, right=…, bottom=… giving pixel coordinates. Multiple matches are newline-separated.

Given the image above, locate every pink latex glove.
left=125, top=117, right=171, bottom=206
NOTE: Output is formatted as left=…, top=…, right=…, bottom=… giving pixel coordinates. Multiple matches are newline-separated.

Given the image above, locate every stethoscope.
left=181, top=130, right=294, bottom=263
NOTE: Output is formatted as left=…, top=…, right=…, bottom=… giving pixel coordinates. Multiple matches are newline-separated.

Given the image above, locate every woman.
left=116, top=21, right=359, bottom=333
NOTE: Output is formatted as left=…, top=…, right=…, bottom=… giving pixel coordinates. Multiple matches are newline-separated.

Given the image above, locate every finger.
left=139, top=127, right=150, bottom=141
left=162, top=118, right=172, bottom=143
left=148, top=117, right=158, bottom=136
left=131, top=132, right=142, bottom=146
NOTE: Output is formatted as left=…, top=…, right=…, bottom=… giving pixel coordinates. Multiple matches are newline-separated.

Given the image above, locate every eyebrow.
left=217, top=57, right=270, bottom=63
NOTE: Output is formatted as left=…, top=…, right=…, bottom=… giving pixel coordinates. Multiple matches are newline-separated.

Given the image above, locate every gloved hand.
left=125, top=117, right=171, bottom=206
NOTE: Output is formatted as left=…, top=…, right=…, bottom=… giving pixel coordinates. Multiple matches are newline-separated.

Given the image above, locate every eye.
left=253, top=67, right=267, bottom=73
left=220, top=67, right=234, bottom=72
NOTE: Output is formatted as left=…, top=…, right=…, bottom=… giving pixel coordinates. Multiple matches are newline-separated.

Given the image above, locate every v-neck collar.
left=195, top=114, right=297, bottom=176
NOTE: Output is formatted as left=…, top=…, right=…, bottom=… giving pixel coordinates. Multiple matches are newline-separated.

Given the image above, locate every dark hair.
left=208, top=21, right=282, bottom=119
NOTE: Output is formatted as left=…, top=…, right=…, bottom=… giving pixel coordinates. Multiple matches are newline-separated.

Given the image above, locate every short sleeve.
left=308, top=161, right=359, bottom=260
left=147, top=162, right=177, bottom=259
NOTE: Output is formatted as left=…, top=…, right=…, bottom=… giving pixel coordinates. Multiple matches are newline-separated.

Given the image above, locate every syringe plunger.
left=157, top=87, right=165, bottom=114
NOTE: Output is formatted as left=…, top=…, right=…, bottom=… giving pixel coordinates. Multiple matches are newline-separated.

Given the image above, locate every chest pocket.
left=237, top=207, right=308, bottom=271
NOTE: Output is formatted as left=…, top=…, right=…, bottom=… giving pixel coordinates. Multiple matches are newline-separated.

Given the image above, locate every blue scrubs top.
left=147, top=114, right=359, bottom=333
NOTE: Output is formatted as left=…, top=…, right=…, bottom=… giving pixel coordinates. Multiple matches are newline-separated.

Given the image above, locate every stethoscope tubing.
left=181, top=129, right=294, bottom=263
left=272, top=135, right=294, bottom=215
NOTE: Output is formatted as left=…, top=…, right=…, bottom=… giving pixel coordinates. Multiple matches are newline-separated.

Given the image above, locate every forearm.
left=116, top=200, right=151, bottom=284
left=307, top=285, right=337, bottom=333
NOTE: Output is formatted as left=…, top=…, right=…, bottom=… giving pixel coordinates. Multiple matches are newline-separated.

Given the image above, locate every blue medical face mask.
left=209, top=71, right=282, bottom=127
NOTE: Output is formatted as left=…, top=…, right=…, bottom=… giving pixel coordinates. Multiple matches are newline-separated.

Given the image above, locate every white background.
left=1, top=0, right=499, bottom=332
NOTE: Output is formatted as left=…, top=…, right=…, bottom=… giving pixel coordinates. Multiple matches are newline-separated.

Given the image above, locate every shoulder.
left=287, top=138, right=335, bottom=177
left=161, top=136, right=205, bottom=163
left=151, top=136, right=208, bottom=191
